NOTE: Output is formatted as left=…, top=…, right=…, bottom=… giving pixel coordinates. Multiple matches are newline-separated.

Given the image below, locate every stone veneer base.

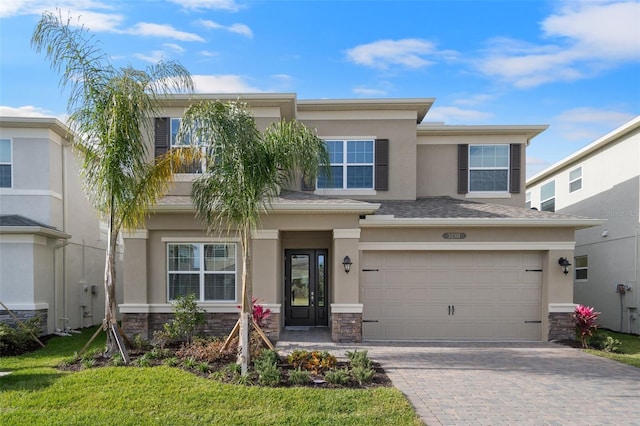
left=0, top=308, right=48, bottom=335
left=122, top=312, right=281, bottom=344
left=548, top=312, right=575, bottom=341
left=331, top=312, right=362, bottom=343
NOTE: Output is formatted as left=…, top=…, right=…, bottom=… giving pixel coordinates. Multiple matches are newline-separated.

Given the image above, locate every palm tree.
left=181, top=100, right=329, bottom=373
left=32, top=12, right=194, bottom=356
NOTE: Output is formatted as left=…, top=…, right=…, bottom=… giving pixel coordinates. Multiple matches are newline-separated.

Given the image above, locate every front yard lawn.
left=0, top=327, right=421, bottom=426
left=585, top=330, right=640, bottom=368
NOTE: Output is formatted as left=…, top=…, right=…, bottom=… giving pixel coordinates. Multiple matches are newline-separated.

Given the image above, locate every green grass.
left=585, top=331, right=640, bottom=368
left=0, top=327, right=421, bottom=426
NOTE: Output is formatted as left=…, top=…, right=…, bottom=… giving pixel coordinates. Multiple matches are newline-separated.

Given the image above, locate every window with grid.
left=468, top=145, right=509, bottom=192
left=569, top=167, right=582, bottom=193
left=525, top=191, right=531, bottom=209
left=170, top=118, right=205, bottom=173
left=317, top=139, right=374, bottom=189
left=0, top=139, right=12, bottom=188
left=575, top=255, right=588, bottom=281
left=167, top=243, right=237, bottom=301
left=540, top=181, right=555, bottom=212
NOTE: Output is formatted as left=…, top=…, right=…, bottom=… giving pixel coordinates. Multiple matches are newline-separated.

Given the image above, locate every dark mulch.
left=58, top=347, right=392, bottom=389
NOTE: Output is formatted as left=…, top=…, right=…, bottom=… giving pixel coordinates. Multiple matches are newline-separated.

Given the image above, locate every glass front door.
left=284, top=249, right=328, bottom=327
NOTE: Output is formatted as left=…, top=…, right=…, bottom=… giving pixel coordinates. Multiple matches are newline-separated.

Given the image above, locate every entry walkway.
left=276, top=335, right=640, bottom=425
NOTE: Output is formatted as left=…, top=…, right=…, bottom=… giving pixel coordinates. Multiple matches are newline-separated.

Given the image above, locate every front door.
left=284, top=249, right=328, bottom=327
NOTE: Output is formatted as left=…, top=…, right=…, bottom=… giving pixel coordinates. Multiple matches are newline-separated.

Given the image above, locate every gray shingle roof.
left=0, top=215, right=57, bottom=229
left=375, top=196, right=593, bottom=220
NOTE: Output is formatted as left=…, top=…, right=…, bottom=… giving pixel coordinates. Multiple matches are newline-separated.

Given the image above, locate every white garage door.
left=361, top=251, right=542, bottom=341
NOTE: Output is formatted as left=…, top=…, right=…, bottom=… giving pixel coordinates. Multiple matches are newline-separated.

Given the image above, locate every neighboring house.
left=121, top=94, right=602, bottom=343
left=527, top=116, right=640, bottom=334
left=0, top=117, right=122, bottom=335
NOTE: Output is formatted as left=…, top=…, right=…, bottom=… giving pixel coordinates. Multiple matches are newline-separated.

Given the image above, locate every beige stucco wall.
left=416, top=135, right=528, bottom=207
left=360, top=227, right=575, bottom=244
left=300, top=117, right=418, bottom=200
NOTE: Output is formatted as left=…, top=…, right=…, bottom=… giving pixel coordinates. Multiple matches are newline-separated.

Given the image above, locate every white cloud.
left=163, top=43, right=185, bottom=53
left=127, top=23, right=204, bottom=42
left=0, top=0, right=113, bottom=18
left=0, top=105, right=67, bottom=122
left=346, top=39, right=438, bottom=69
left=553, top=107, right=636, bottom=141
left=197, top=20, right=253, bottom=38
left=192, top=75, right=261, bottom=93
left=133, top=50, right=166, bottom=63
left=199, top=50, right=219, bottom=57
left=452, top=93, right=497, bottom=107
left=424, top=106, right=493, bottom=123
left=167, top=0, right=240, bottom=12
left=352, top=87, right=388, bottom=96
left=477, top=1, right=640, bottom=88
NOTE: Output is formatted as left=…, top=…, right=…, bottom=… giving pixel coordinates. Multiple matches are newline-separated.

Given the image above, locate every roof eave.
left=0, top=226, right=71, bottom=239
left=152, top=201, right=381, bottom=215
left=359, top=217, right=605, bottom=229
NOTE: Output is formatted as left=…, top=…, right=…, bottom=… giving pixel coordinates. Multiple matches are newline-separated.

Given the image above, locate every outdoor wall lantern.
left=342, top=256, right=353, bottom=274
left=558, top=257, right=572, bottom=275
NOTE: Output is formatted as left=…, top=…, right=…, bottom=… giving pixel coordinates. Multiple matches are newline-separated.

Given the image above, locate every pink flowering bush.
left=574, top=304, right=600, bottom=348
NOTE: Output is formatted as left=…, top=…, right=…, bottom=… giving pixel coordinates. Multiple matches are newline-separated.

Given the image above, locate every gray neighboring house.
left=527, top=116, right=640, bottom=334
left=0, top=117, right=122, bottom=335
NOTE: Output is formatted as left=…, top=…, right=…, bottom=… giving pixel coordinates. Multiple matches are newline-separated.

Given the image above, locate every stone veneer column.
left=548, top=303, right=577, bottom=341
left=331, top=229, right=363, bottom=342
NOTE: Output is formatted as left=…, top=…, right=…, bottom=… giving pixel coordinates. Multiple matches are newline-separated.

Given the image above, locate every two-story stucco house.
left=120, top=94, right=602, bottom=343
left=0, top=117, right=122, bottom=335
left=527, top=116, right=640, bottom=334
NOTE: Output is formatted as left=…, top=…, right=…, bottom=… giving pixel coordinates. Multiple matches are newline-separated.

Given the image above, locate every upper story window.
left=468, top=145, right=509, bottom=192
left=540, top=180, right=555, bottom=212
left=167, top=243, right=237, bottom=302
left=317, top=139, right=374, bottom=189
left=525, top=191, right=531, bottom=209
left=0, top=138, right=12, bottom=188
left=569, top=166, right=582, bottom=193
left=154, top=117, right=204, bottom=174
left=458, top=144, right=521, bottom=195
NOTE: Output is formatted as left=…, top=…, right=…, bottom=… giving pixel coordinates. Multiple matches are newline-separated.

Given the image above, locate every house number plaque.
left=442, top=232, right=467, bottom=240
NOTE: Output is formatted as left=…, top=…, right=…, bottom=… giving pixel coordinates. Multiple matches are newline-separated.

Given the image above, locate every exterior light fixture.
left=558, top=257, right=572, bottom=275
left=342, top=256, right=352, bottom=274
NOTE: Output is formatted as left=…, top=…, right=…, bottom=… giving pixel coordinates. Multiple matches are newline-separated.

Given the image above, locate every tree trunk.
left=103, top=211, right=119, bottom=357
left=238, top=228, right=252, bottom=374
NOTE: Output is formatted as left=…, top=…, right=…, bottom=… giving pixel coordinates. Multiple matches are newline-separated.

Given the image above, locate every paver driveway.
left=277, top=333, right=640, bottom=425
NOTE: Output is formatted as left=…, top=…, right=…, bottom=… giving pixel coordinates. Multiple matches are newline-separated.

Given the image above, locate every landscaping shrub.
left=325, top=368, right=350, bottom=385
left=346, top=349, right=372, bottom=369
left=574, top=304, right=600, bottom=348
left=289, top=368, right=311, bottom=385
left=287, top=349, right=336, bottom=374
left=0, top=317, right=42, bottom=356
left=589, top=332, right=622, bottom=353
left=162, top=293, right=206, bottom=344
left=176, top=337, right=235, bottom=363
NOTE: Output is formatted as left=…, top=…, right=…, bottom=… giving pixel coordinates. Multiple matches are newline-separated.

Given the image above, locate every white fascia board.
left=360, top=241, right=576, bottom=251
left=0, top=303, right=49, bottom=310
left=152, top=201, right=380, bottom=215
left=549, top=303, right=578, bottom=313
left=0, top=226, right=71, bottom=239
left=359, top=217, right=605, bottom=229
left=119, top=303, right=241, bottom=314
left=330, top=303, right=363, bottom=314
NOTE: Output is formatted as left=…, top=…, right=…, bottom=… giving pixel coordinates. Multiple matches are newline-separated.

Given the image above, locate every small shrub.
left=182, top=357, right=197, bottom=369
left=233, top=373, right=253, bottom=385
left=325, top=368, right=350, bottom=385
left=287, top=349, right=336, bottom=374
left=81, top=358, right=96, bottom=369
left=163, top=357, right=179, bottom=367
left=111, top=352, right=125, bottom=366
left=590, top=333, right=622, bottom=353
left=147, top=347, right=171, bottom=360
left=163, top=293, right=206, bottom=344
left=346, top=349, right=371, bottom=369
left=176, top=338, right=234, bottom=363
left=289, top=368, right=310, bottom=385
left=257, top=363, right=281, bottom=386
left=0, top=318, right=42, bottom=356
left=134, top=354, right=152, bottom=367
left=197, top=362, right=210, bottom=373
left=132, top=334, right=151, bottom=351
left=81, top=346, right=103, bottom=362
left=574, top=305, right=600, bottom=348
left=253, top=349, right=279, bottom=370
left=209, top=371, right=225, bottom=381
left=351, top=366, right=375, bottom=385
left=288, top=349, right=311, bottom=369
left=225, top=363, right=242, bottom=376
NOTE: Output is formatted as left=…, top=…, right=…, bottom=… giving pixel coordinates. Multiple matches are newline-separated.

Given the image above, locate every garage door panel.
left=362, top=251, right=542, bottom=341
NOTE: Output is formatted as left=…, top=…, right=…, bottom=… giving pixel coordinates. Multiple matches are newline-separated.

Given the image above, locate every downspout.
left=60, top=136, right=68, bottom=331
left=54, top=239, right=69, bottom=332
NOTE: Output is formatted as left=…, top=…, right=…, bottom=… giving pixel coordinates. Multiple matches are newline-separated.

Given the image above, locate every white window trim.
left=318, top=139, right=375, bottom=190
left=166, top=242, right=238, bottom=303
left=170, top=118, right=206, bottom=174
left=468, top=144, right=510, bottom=193
left=0, top=138, right=13, bottom=189
left=575, top=255, right=588, bottom=282
left=569, top=166, right=582, bottom=193
left=525, top=191, right=532, bottom=208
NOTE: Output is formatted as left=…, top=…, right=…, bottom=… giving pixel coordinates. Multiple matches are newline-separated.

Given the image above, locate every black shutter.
left=509, top=143, right=521, bottom=193
left=375, top=138, right=389, bottom=191
left=457, top=144, right=468, bottom=194
left=155, top=117, right=169, bottom=158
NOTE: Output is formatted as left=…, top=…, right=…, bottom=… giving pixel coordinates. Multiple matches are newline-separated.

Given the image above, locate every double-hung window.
left=317, top=139, right=374, bottom=189
left=569, top=167, right=582, bottom=193
left=574, top=255, right=588, bottom=281
left=169, top=118, right=204, bottom=173
left=540, top=181, right=555, bottom=212
left=468, top=144, right=509, bottom=192
left=0, top=139, right=12, bottom=188
left=525, top=191, right=532, bottom=209
left=167, top=243, right=237, bottom=302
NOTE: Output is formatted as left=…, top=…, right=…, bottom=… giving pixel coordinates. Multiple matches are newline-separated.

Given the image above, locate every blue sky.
left=1, top=0, right=638, bottom=177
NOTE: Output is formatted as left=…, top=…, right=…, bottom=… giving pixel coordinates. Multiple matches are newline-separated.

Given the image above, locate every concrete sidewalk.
left=277, top=332, right=640, bottom=425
